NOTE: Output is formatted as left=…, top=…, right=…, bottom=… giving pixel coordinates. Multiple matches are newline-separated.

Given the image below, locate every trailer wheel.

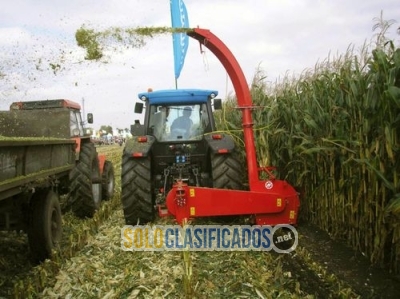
left=102, top=160, right=115, bottom=201
left=121, top=154, right=154, bottom=225
left=69, top=142, right=102, bottom=218
left=211, top=152, right=244, bottom=190
left=28, top=189, right=62, bottom=263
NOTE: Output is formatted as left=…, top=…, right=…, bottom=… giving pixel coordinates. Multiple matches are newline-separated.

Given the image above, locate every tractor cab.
left=147, top=103, right=209, bottom=141
left=132, top=89, right=221, bottom=141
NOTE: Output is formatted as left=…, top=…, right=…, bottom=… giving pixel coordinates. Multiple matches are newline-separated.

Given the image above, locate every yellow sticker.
left=189, top=188, right=195, bottom=197
left=190, top=207, right=195, bottom=216
left=277, top=198, right=282, bottom=207
left=289, top=210, right=295, bottom=219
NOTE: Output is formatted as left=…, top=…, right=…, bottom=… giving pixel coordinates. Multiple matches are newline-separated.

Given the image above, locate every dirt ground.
left=286, top=223, right=400, bottom=299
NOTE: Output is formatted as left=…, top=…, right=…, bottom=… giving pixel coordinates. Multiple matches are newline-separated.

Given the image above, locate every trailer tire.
left=102, top=160, right=115, bottom=201
left=28, top=189, right=62, bottom=263
left=69, top=142, right=102, bottom=218
left=211, top=152, right=244, bottom=190
left=121, top=154, right=154, bottom=225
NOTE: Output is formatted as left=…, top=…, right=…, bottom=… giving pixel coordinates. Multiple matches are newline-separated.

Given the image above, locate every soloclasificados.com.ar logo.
left=121, top=224, right=298, bottom=253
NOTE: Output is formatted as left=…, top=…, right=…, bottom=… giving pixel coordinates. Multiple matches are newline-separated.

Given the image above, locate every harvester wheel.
left=211, top=152, right=244, bottom=190
left=28, top=189, right=62, bottom=263
left=69, top=142, right=102, bottom=218
left=102, top=160, right=115, bottom=201
left=121, top=153, right=153, bottom=225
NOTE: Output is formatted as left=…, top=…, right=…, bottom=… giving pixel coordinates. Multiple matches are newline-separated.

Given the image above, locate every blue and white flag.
left=170, top=0, right=189, bottom=80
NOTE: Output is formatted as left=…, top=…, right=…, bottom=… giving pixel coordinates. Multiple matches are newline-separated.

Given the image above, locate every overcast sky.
left=0, top=0, right=399, bottom=130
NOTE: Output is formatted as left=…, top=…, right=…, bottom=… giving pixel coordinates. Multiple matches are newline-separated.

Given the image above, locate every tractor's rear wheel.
left=28, top=189, right=62, bottom=263
left=102, top=160, right=115, bottom=201
left=211, top=152, right=245, bottom=223
left=211, top=152, right=244, bottom=190
left=121, top=154, right=154, bottom=225
left=69, top=142, right=102, bottom=218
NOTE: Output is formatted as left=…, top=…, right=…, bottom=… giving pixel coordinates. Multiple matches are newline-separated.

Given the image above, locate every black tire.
left=121, top=153, right=154, bottom=225
left=211, top=152, right=245, bottom=223
left=102, top=160, right=115, bottom=201
left=69, top=142, right=102, bottom=218
left=28, top=189, right=62, bottom=263
left=211, top=152, right=244, bottom=190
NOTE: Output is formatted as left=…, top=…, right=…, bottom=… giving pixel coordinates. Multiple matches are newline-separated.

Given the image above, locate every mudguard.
left=124, top=135, right=156, bottom=157
left=204, top=133, right=236, bottom=154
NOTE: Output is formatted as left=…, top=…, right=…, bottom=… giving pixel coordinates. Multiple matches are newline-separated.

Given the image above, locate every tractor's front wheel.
left=121, top=154, right=154, bottom=225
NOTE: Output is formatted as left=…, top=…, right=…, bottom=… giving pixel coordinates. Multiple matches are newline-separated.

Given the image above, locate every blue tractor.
left=121, top=89, right=244, bottom=224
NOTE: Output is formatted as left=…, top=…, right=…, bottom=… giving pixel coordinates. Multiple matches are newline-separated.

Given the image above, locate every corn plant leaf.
left=385, top=193, right=400, bottom=216
left=353, top=158, right=395, bottom=191
left=386, top=86, right=400, bottom=107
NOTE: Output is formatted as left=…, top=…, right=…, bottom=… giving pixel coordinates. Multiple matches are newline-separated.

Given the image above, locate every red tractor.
left=122, top=28, right=300, bottom=226
left=1, top=99, right=115, bottom=218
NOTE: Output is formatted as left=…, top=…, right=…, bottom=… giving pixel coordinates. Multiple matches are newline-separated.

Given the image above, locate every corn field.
left=216, top=36, right=400, bottom=273
left=74, top=20, right=400, bottom=274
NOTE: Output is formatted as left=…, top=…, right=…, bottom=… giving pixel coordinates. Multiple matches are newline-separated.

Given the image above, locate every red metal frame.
left=162, top=28, right=300, bottom=225
left=165, top=180, right=299, bottom=225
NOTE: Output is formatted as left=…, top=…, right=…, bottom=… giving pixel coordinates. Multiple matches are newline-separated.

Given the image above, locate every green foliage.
left=49, top=63, right=61, bottom=75
left=75, top=26, right=103, bottom=60
left=74, top=26, right=193, bottom=61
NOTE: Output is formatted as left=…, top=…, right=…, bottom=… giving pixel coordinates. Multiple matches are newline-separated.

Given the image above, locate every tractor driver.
left=171, top=106, right=193, bottom=138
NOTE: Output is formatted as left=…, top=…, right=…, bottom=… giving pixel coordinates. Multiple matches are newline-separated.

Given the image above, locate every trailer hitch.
left=157, top=178, right=189, bottom=219
left=175, top=180, right=187, bottom=207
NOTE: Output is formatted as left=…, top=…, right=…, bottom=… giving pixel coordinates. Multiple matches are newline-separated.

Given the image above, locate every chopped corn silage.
left=7, top=145, right=359, bottom=298
left=35, top=145, right=308, bottom=299
left=41, top=209, right=312, bottom=299
left=42, top=209, right=187, bottom=298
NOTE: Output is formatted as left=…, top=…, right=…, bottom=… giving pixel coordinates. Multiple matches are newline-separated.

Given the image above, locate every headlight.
left=72, top=128, right=80, bottom=136
left=210, top=93, right=216, bottom=99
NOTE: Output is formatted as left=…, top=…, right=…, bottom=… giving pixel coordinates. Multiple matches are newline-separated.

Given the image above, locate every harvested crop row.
left=7, top=145, right=365, bottom=298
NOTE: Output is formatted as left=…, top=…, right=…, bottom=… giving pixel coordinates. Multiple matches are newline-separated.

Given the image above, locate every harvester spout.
left=188, top=28, right=259, bottom=189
